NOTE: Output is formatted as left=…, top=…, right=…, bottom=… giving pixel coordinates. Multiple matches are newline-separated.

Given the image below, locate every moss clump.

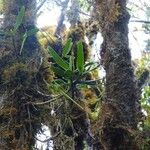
left=95, top=0, right=121, bottom=31
left=1, top=63, right=35, bottom=86
left=67, top=23, right=90, bottom=61
left=107, top=3, right=121, bottom=23
left=0, top=90, right=42, bottom=150
left=38, top=26, right=57, bottom=48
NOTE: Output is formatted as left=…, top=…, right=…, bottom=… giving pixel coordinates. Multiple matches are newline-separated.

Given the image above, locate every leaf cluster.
left=48, top=38, right=100, bottom=91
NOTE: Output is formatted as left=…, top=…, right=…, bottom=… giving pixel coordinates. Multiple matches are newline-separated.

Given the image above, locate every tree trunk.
left=68, top=0, right=80, bottom=26
left=54, top=0, right=69, bottom=37
left=94, top=0, right=141, bottom=149
left=1, top=0, right=41, bottom=64
left=0, top=0, right=42, bottom=149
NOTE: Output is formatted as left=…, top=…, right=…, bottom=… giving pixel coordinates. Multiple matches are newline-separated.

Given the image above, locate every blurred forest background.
left=0, top=0, right=150, bottom=150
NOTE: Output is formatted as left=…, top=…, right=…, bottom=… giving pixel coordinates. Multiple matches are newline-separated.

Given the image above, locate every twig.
left=25, top=89, right=52, bottom=100
left=61, top=90, right=84, bottom=111
left=78, top=10, right=91, bottom=17
left=30, top=95, right=62, bottom=105
left=130, top=20, right=150, bottom=24
left=35, top=0, right=47, bottom=14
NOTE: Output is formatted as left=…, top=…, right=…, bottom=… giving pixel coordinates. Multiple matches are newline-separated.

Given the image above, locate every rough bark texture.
left=1, top=0, right=41, bottom=66
left=67, top=0, right=80, bottom=26
left=0, top=0, right=43, bottom=149
left=94, top=0, right=141, bottom=149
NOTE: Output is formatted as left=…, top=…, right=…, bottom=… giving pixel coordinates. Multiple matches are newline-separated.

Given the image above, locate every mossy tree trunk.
left=0, top=0, right=43, bottom=149
left=94, top=0, right=141, bottom=149
left=68, top=0, right=80, bottom=27
left=1, top=0, right=41, bottom=65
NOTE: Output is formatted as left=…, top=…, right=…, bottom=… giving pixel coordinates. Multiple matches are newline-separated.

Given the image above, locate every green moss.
left=2, top=63, right=32, bottom=84
left=67, top=23, right=90, bottom=61
left=37, top=26, right=57, bottom=48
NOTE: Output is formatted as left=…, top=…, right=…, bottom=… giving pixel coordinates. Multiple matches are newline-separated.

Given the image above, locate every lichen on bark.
left=94, top=0, right=141, bottom=149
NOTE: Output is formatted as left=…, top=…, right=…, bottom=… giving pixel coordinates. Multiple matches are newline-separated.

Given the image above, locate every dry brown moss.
left=0, top=62, right=40, bottom=92
left=94, top=0, right=121, bottom=24
left=0, top=90, right=43, bottom=149
left=67, top=22, right=90, bottom=61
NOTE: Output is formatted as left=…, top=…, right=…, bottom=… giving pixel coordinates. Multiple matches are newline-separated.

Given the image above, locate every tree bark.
left=0, top=0, right=43, bottom=149
left=67, top=0, right=80, bottom=26
left=54, top=0, right=69, bottom=37
left=1, top=0, right=41, bottom=65
left=94, top=0, right=141, bottom=149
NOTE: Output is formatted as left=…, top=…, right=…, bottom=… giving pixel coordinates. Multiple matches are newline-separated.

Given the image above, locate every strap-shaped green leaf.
left=64, top=70, right=73, bottom=78
left=48, top=46, right=69, bottom=71
left=51, top=65, right=65, bottom=77
left=76, top=41, right=84, bottom=74
left=13, top=6, right=25, bottom=32
left=62, top=38, right=73, bottom=57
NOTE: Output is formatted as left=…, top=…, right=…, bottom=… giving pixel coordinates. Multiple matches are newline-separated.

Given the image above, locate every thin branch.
left=25, top=89, right=52, bottom=99
left=130, top=20, right=150, bottom=24
left=78, top=10, right=91, bottom=17
left=54, top=0, right=61, bottom=6
left=128, top=2, right=146, bottom=12
left=30, top=95, right=62, bottom=105
left=35, top=0, right=47, bottom=14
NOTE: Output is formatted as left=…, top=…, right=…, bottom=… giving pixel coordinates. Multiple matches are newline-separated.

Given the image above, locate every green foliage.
left=0, top=6, right=39, bottom=54
left=0, top=0, right=4, bottom=14
left=0, top=6, right=25, bottom=36
left=142, top=86, right=150, bottom=125
left=47, top=39, right=100, bottom=110
left=48, top=46, right=69, bottom=71
left=140, top=85, right=150, bottom=150
left=77, top=41, right=84, bottom=74
left=13, top=6, right=25, bottom=33
left=62, top=38, right=73, bottom=57
left=48, top=39, right=99, bottom=85
left=135, top=55, right=150, bottom=78
left=139, top=7, right=150, bottom=139
left=79, top=0, right=91, bottom=11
